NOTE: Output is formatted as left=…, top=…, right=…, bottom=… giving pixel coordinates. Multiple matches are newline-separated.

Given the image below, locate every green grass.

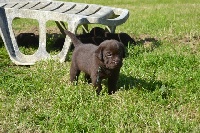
left=0, top=0, right=200, bottom=132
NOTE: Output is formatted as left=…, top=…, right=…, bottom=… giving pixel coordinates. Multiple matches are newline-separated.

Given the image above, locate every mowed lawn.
left=0, top=0, right=200, bottom=132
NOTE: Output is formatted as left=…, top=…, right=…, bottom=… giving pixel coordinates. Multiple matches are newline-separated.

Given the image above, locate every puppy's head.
left=95, top=39, right=125, bottom=69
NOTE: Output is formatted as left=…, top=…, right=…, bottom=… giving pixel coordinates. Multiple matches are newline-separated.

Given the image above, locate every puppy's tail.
left=64, top=30, right=82, bottom=47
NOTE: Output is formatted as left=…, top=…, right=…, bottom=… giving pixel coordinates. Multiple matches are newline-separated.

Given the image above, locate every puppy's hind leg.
left=91, top=73, right=102, bottom=95
left=84, top=74, right=91, bottom=84
left=70, top=66, right=80, bottom=85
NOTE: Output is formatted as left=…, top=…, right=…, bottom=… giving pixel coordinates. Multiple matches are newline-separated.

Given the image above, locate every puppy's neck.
left=97, top=65, right=113, bottom=75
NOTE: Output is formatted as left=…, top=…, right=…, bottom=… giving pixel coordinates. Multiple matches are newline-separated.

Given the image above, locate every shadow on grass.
left=16, top=33, right=64, bottom=52
left=1, top=33, right=64, bottom=51
left=13, top=31, right=162, bottom=57
left=118, top=74, right=173, bottom=99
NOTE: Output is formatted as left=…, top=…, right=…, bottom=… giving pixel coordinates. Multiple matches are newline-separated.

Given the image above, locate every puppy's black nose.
left=113, top=61, right=119, bottom=64
left=112, top=59, right=121, bottom=65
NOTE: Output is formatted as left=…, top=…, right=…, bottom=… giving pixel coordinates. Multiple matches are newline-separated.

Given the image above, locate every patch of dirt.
left=14, top=26, right=62, bottom=36
left=129, top=34, right=161, bottom=51
left=178, top=35, right=200, bottom=45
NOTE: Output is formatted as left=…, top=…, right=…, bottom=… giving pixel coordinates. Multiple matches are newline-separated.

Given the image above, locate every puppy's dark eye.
left=107, top=53, right=112, bottom=57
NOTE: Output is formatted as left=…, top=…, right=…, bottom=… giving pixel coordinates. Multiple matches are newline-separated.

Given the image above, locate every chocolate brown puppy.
left=65, top=30, right=125, bottom=95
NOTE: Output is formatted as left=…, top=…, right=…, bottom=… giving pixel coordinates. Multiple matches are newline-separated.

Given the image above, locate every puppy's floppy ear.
left=95, top=46, right=103, bottom=61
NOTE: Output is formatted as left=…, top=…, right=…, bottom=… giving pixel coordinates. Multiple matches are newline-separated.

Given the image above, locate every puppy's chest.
left=97, top=67, right=113, bottom=78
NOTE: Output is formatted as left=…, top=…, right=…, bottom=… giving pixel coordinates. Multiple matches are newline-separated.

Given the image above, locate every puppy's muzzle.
left=112, top=60, right=119, bottom=65
left=112, top=59, right=122, bottom=68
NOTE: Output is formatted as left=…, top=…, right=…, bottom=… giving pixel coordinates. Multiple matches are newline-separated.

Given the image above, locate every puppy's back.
left=72, top=44, right=97, bottom=74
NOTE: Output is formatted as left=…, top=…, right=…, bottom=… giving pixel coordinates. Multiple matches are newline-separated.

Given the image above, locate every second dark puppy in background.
left=54, top=27, right=136, bottom=49
left=77, top=27, right=136, bottom=46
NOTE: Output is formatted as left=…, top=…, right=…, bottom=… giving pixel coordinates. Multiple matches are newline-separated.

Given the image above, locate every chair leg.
left=82, top=24, right=89, bottom=33
left=55, top=21, right=79, bottom=62
left=106, top=26, right=116, bottom=33
left=0, top=9, right=30, bottom=65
